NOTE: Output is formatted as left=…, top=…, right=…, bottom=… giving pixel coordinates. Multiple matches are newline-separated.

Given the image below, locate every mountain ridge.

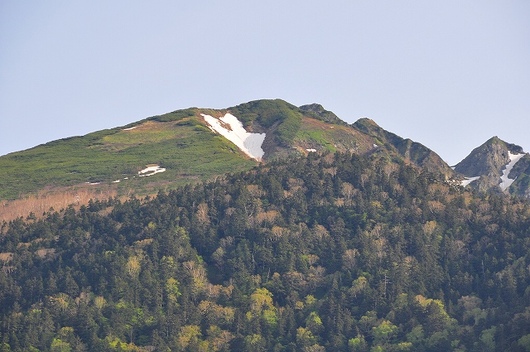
left=1, top=99, right=528, bottom=221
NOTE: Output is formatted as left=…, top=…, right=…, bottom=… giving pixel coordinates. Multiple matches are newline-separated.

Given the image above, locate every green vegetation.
left=296, top=129, right=338, bottom=152
left=0, top=98, right=459, bottom=204
left=0, top=116, right=256, bottom=200
left=149, top=108, right=197, bottom=122
left=1, top=152, right=529, bottom=351
left=230, top=99, right=302, bottom=146
left=229, top=99, right=298, bottom=127
left=276, top=110, right=301, bottom=146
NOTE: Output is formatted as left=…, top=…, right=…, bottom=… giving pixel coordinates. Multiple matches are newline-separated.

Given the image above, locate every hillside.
left=0, top=100, right=370, bottom=202
left=0, top=99, right=455, bottom=221
left=1, top=152, right=529, bottom=351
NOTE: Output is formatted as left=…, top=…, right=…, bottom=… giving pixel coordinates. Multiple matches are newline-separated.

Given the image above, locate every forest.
left=0, top=152, right=529, bottom=351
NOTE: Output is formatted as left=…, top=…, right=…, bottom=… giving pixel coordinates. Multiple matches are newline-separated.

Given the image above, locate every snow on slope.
left=499, top=152, right=525, bottom=191
left=138, top=165, right=166, bottom=177
left=202, top=113, right=266, bottom=161
left=461, top=176, right=480, bottom=187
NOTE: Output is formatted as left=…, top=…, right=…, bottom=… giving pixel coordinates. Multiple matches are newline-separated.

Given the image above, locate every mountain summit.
left=455, top=136, right=530, bottom=196
left=0, top=99, right=448, bottom=202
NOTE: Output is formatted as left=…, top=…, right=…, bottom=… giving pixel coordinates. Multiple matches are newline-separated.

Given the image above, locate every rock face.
left=454, top=136, right=530, bottom=196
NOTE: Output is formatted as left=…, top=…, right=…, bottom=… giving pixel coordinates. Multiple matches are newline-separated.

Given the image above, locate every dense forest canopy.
left=1, top=152, right=529, bottom=351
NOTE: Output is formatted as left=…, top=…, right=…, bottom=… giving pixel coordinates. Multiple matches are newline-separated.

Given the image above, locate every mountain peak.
left=486, top=136, right=503, bottom=144
left=455, top=137, right=513, bottom=176
left=483, top=136, right=525, bottom=154
left=298, top=103, right=345, bottom=125
left=352, top=117, right=380, bottom=130
left=455, top=136, right=530, bottom=196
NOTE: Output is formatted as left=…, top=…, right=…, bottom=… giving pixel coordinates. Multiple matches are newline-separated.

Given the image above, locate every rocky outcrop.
left=454, top=137, right=530, bottom=196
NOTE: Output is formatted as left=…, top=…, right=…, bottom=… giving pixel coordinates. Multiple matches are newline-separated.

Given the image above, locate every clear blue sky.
left=1, top=1, right=529, bottom=165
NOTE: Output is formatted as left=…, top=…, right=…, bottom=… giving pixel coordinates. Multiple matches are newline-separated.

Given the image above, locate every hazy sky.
left=1, top=1, right=529, bottom=165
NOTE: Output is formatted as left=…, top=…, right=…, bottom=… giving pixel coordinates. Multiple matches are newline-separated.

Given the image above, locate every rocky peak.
left=454, top=137, right=512, bottom=177
left=455, top=137, right=530, bottom=196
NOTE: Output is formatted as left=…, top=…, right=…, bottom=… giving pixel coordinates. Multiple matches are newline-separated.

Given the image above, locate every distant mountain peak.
left=352, top=117, right=380, bottom=131
left=455, top=136, right=530, bottom=196
left=455, top=137, right=524, bottom=176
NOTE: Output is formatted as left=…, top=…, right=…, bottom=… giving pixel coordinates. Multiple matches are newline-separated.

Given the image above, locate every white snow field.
left=461, top=176, right=480, bottom=187
left=201, top=113, right=266, bottom=161
left=499, top=152, right=525, bottom=191
left=138, top=165, right=166, bottom=177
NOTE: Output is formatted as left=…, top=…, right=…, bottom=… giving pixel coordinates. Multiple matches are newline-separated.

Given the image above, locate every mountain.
left=1, top=150, right=529, bottom=351
left=2, top=98, right=529, bottom=223
left=0, top=99, right=453, bottom=221
left=1, top=100, right=530, bottom=351
left=455, top=136, right=530, bottom=197
left=0, top=99, right=371, bottom=201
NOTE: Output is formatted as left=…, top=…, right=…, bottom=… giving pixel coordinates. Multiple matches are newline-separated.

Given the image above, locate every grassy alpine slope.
left=0, top=99, right=456, bottom=222
left=0, top=110, right=255, bottom=201
left=0, top=99, right=380, bottom=203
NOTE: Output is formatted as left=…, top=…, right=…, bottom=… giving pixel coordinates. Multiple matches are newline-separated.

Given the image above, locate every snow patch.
left=461, top=176, right=480, bottom=187
left=306, top=148, right=317, bottom=153
left=202, top=113, right=266, bottom=161
left=499, top=152, right=525, bottom=191
left=123, top=126, right=138, bottom=131
left=138, top=165, right=166, bottom=177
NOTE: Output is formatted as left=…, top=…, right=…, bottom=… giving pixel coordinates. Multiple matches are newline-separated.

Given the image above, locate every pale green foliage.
left=306, top=311, right=323, bottom=334
left=372, top=319, right=398, bottom=344
left=296, top=327, right=317, bottom=347
left=165, top=277, right=181, bottom=305
left=50, top=338, right=71, bottom=352
left=518, top=334, right=530, bottom=351
left=348, top=335, right=367, bottom=352
left=479, top=327, right=496, bottom=352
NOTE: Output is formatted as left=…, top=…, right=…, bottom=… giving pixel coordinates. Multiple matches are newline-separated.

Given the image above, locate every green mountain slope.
left=0, top=109, right=255, bottom=200
left=0, top=99, right=455, bottom=215
left=0, top=100, right=352, bottom=201
left=0, top=100, right=373, bottom=202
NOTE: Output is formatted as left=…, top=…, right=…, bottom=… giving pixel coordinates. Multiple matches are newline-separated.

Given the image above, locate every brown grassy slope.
left=0, top=185, right=118, bottom=222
